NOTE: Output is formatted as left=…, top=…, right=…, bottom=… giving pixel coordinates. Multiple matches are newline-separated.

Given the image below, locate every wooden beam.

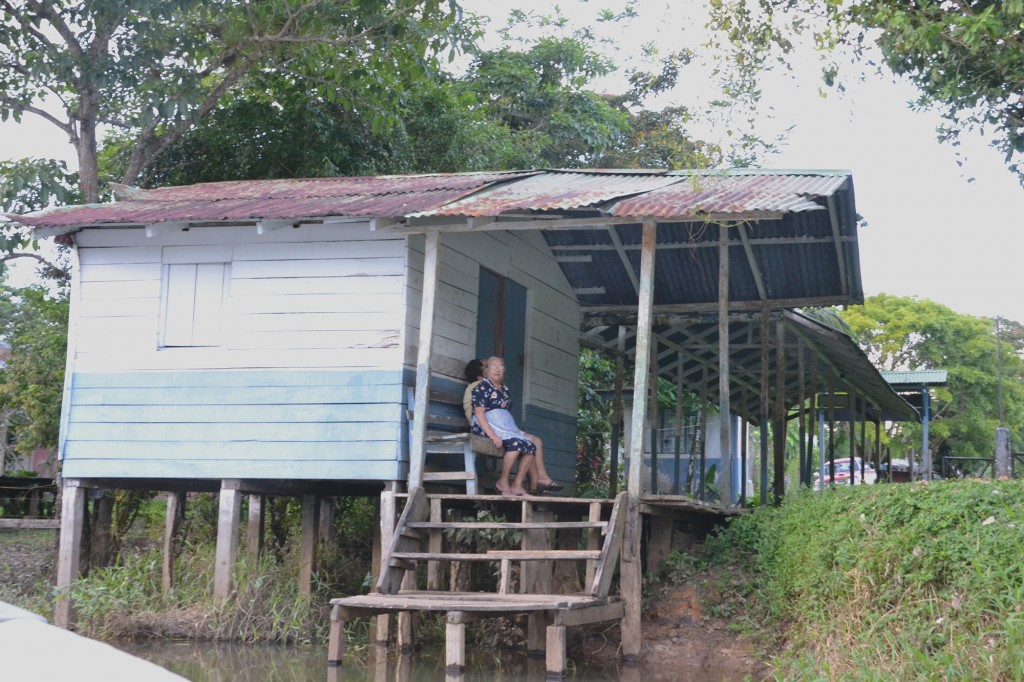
left=162, top=491, right=186, bottom=592
left=299, top=494, right=319, bottom=598
left=409, top=231, right=441, bottom=488
left=580, top=294, right=854, bottom=316
left=736, top=223, right=768, bottom=300
left=54, top=480, right=86, bottom=628
left=246, top=494, right=263, bottom=564
left=827, top=196, right=849, bottom=296
left=718, top=224, right=733, bottom=505
left=622, top=219, right=656, bottom=663
left=607, top=225, right=640, bottom=294
left=774, top=320, right=787, bottom=503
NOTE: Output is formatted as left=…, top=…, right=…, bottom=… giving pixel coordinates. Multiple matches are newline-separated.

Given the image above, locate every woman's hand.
left=490, top=433, right=503, bottom=449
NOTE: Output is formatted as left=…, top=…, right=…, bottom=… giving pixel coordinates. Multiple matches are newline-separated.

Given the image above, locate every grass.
left=699, top=479, right=1024, bottom=680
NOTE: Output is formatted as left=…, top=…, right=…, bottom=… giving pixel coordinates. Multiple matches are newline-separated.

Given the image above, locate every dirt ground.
left=578, top=579, right=771, bottom=682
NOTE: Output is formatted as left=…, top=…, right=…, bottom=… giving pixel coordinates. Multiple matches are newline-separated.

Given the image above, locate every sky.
left=3, top=0, right=1024, bottom=324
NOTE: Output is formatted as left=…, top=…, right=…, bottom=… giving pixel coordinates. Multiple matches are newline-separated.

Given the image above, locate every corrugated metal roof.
left=880, top=370, right=949, bottom=385
left=10, top=168, right=851, bottom=229
left=9, top=168, right=862, bottom=311
left=611, top=172, right=846, bottom=217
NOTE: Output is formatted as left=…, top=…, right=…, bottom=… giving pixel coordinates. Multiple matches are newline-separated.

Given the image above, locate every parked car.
left=813, top=457, right=877, bottom=490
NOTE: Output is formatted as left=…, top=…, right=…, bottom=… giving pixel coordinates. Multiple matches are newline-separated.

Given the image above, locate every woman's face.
left=485, top=358, right=505, bottom=384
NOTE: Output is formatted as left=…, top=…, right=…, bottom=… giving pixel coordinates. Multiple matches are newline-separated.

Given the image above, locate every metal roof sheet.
left=610, top=173, right=846, bottom=218
left=10, top=169, right=851, bottom=229
left=880, top=370, right=949, bottom=385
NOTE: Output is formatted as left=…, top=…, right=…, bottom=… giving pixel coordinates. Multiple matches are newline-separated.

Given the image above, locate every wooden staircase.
left=376, top=488, right=627, bottom=598
left=329, top=488, right=629, bottom=677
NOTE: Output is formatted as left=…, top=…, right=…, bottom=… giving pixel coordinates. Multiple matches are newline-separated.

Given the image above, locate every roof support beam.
left=827, top=196, right=849, bottom=296
left=736, top=223, right=768, bottom=300
left=580, top=295, right=851, bottom=316
left=607, top=225, right=640, bottom=295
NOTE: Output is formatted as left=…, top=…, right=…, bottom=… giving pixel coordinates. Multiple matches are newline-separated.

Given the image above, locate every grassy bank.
left=706, top=479, right=1024, bottom=680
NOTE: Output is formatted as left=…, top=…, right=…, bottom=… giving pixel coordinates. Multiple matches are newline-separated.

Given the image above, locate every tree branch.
left=24, top=1, right=84, bottom=59
left=0, top=96, right=75, bottom=138
left=0, top=1, right=57, bottom=50
left=0, top=251, right=62, bottom=271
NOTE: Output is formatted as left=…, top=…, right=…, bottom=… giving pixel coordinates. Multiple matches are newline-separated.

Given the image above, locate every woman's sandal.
left=528, top=481, right=564, bottom=495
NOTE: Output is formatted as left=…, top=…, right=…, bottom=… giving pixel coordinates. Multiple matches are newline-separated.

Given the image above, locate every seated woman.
left=470, top=356, right=563, bottom=496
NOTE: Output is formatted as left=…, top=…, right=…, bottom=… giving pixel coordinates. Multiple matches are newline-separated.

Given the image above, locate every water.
left=120, top=641, right=635, bottom=682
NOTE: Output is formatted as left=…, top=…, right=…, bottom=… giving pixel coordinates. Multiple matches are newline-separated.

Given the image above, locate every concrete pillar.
left=246, top=494, right=264, bottom=564
left=996, top=427, right=1012, bottom=479
left=214, top=480, right=242, bottom=602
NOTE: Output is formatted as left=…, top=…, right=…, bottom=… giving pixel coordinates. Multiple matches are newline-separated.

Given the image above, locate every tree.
left=706, top=1, right=1024, bottom=183
left=0, top=158, right=78, bottom=279
left=102, top=73, right=543, bottom=186
left=840, top=294, right=1024, bottom=467
left=0, top=0, right=471, bottom=202
left=0, top=284, right=69, bottom=460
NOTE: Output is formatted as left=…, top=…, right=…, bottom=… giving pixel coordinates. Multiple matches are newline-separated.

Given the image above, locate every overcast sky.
left=4, top=0, right=1023, bottom=325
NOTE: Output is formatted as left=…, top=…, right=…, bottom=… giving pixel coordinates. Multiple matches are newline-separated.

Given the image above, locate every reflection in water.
left=120, top=640, right=733, bottom=681
left=120, top=640, right=630, bottom=682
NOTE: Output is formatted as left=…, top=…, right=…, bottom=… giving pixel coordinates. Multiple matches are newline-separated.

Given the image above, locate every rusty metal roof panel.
left=610, top=172, right=847, bottom=218
left=127, top=171, right=538, bottom=201
left=13, top=171, right=540, bottom=229
left=411, top=171, right=681, bottom=217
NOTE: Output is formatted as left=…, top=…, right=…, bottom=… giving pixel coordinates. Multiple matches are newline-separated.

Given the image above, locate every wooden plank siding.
left=404, top=231, right=580, bottom=487
left=62, top=223, right=411, bottom=481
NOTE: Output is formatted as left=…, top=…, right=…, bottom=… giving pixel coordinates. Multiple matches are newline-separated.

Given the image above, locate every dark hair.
left=464, top=358, right=484, bottom=382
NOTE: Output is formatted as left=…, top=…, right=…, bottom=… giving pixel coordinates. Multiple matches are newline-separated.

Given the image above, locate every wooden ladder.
left=375, top=489, right=628, bottom=598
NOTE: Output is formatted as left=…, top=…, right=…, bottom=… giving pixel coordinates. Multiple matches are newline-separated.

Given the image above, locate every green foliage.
left=0, top=158, right=77, bottom=279
left=0, top=285, right=69, bottom=459
left=840, top=294, right=1024, bottom=464
left=0, top=1, right=474, bottom=200
left=106, top=74, right=541, bottom=186
left=706, top=0, right=1024, bottom=183
left=717, top=481, right=1024, bottom=679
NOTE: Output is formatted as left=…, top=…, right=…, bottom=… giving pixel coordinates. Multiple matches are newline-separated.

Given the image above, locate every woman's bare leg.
left=511, top=454, right=534, bottom=495
left=525, top=436, right=557, bottom=488
left=497, top=450, right=519, bottom=494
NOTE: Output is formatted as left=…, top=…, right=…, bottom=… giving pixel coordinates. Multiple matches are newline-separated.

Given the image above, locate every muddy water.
left=119, top=641, right=639, bottom=681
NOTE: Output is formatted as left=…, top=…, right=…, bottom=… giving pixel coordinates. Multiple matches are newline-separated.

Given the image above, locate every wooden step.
left=422, top=471, right=476, bottom=482
left=408, top=521, right=606, bottom=531
left=392, top=550, right=601, bottom=562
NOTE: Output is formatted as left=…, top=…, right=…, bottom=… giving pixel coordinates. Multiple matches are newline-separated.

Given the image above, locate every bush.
left=715, top=480, right=1024, bottom=680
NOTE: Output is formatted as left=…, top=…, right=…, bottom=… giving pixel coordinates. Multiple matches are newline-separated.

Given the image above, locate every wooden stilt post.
left=246, top=494, right=263, bottom=564
left=546, top=624, right=568, bottom=678
left=806, top=355, right=818, bottom=487
left=299, top=494, right=319, bottom=598
left=319, top=497, right=335, bottom=545
left=55, top=479, right=86, bottom=628
left=328, top=605, right=346, bottom=665
left=718, top=223, right=733, bottom=505
left=214, top=480, right=242, bottom=602
left=162, top=491, right=186, bottom=592
left=446, top=612, right=467, bottom=675
left=524, top=502, right=554, bottom=658
left=374, top=490, right=396, bottom=645
left=621, top=219, right=657, bottom=664
left=89, top=491, right=114, bottom=569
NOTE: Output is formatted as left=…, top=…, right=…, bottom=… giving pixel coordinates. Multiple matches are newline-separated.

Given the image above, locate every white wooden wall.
left=405, top=230, right=580, bottom=482
left=62, top=222, right=410, bottom=480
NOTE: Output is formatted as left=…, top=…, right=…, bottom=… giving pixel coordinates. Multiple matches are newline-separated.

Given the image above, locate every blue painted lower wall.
left=63, top=368, right=579, bottom=485
left=63, top=369, right=408, bottom=480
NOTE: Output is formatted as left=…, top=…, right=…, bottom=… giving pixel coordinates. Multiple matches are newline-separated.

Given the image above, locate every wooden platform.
left=331, top=590, right=622, bottom=617
left=329, top=591, right=624, bottom=677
